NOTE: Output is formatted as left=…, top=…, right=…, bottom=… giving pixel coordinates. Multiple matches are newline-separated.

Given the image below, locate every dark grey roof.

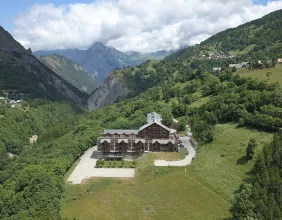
left=139, top=121, right=170, bottom=132
left=102, top=129, right=138, bottom=135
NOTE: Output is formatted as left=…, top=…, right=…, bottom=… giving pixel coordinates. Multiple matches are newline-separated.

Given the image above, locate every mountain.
left=87, top=10, right=282, bottom=110
left=166, top=9, right=282, bottom=62
left=34, top=43, right=175, bottom=82
left=39, top=54, right=99, bottom=94
left=0, top=26, right=87, bottom=104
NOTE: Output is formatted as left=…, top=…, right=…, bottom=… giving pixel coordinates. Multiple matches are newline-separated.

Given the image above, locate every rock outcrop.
left=87, top=75, right=128, bottom=110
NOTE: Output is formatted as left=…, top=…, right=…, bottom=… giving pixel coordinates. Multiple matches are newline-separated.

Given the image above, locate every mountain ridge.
left=34, top=42, right=175, bottom=82
left=39, top=54, right=99, bottom=94
left=166, top=9, right=282, bottom=62
left=87, top=9, right=282, bottom=110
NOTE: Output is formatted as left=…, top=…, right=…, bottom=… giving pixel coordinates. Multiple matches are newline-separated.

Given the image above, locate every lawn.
left=153, top=149, right=186, bottom=161
left=61, top=123, right=273, bottom=220
left=61, top=154, right=232, bottom=220
left=237, top=64, right=282, bottom=86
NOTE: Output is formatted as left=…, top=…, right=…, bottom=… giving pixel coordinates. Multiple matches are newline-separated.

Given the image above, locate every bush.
left=132, top=160, right=137, bottom=166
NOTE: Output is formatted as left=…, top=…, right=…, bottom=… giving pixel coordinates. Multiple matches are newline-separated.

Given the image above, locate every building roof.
left=100, top=139, right=111, bottom=143
left=147, top=112, right=162, bottom=123
left=118, top=139, right=128, bottom=144
left=135, top=139, right=146, bottom=144
left=102, top=129, right=139, bottom=135
left=139, top=120, right=171, bottom=132
left=152, top=139, right=175, bottom=144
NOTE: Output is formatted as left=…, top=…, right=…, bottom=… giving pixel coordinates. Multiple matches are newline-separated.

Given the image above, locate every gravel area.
left=67, top=146, right=135, bottom=184
left=154, top=136, right=196, bottom=167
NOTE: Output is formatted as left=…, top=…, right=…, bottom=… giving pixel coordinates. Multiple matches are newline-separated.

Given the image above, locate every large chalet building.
left=97, top=112, right=178, bottom=156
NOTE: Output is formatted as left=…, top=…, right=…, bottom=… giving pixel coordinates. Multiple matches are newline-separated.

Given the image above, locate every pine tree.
left=246, top=138, right=257, bottom=160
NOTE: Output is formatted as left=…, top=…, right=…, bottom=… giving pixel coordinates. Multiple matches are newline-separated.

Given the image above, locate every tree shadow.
left=236, top=155, right=248, bottom=165
left=90, top=150, right=98, bottom=159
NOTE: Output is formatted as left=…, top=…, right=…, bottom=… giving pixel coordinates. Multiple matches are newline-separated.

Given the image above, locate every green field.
left=188, top=123, right=272, bottom=202
left=61, top=124, right=273, bottom=220
left=237, top=64, right=282, bottom=86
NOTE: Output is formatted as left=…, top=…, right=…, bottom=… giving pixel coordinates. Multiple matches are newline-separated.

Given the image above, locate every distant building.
left=229, top=62, right=249, bottom=69
left=278, top=58, right=282, bottom=63
left=213, top=67, right=222, bottom=72
left=97, top=112, right=178, bottom=159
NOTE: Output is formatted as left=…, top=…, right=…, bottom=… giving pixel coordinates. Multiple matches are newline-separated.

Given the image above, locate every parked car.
left=179, top=143, right=184, bottom=147
left=186, top=149, right=189, bottom=155
left=179, top=140, right=183, bottom=143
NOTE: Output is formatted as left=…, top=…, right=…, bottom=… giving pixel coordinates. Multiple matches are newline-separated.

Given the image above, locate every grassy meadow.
left=237, top=64, right=282, bottom=86
left=60, top=124, right=273, bottom=220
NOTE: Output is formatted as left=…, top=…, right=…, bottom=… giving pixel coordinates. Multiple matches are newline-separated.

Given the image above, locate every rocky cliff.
left=87, top=75, right=128, bottom=110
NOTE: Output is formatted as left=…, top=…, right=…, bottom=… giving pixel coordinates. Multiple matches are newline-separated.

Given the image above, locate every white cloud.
left=13, top=0, right=282, bottom=52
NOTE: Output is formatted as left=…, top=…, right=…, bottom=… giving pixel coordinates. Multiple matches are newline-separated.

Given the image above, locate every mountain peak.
left=0, top=26, right=26, bottom=53
left=90, top=42, right=106, bottom=50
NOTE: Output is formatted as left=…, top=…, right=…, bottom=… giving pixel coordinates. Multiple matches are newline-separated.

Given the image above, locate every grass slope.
left=188, top=123, right=272, bottom=202
left=61, top=154, right=231, bottom=220
left=60, top=124, right=272, bottom=220
left=237, top=64, right=282, bottom=86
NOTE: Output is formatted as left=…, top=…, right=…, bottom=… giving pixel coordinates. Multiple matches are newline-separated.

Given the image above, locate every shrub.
left=132, top=160, right=137, bottom=166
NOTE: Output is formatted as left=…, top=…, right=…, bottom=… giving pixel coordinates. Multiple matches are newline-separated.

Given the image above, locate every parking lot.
left=67, top=146, right=135, bottom=184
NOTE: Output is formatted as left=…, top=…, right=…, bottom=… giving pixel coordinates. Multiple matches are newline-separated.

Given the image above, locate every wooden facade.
left=97, top=113, right=177, bottom=156
left=138, top=123, right=170, bottom=139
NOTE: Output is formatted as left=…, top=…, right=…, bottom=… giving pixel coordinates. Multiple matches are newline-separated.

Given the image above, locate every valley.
left=0, top=6, right=282, bottom=220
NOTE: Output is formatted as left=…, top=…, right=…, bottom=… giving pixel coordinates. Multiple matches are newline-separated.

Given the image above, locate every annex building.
left=97, top=112, right=178, bottom=157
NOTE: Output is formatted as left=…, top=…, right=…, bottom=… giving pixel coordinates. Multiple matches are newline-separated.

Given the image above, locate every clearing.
left=237, top=64, right=282, bottom=86
left=61, top=123, right=273, bottom=219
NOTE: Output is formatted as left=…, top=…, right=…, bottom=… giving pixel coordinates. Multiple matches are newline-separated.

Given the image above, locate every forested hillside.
left=233, top=132, right=282, bottom=219
left=39, top=54, right=99, bottom=94
left=166, top=9, right=282, bottom=62
left=0, top=26, right=88, bottom=104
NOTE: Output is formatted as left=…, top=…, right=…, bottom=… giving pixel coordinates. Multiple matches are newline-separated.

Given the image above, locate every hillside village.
left=0, top=96, right=25, bottom=108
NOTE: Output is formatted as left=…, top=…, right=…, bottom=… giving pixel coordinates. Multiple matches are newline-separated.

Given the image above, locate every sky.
left=1, top=0, right=282, bottom=52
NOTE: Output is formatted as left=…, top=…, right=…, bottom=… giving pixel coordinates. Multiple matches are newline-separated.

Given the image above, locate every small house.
left=213, top=67, right=222, bottom=72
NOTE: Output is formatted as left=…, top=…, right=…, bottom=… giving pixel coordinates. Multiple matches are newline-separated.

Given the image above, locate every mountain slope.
left=39, top=54, right=99, bottom=94
left=34, top=43, right=175, bottom=82
left=0, top=26, right=87, bottom=104
left=166, top=9, right=282, bottom=62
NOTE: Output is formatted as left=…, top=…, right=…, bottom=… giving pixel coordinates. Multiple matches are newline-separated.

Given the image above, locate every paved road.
left=154, top=136, right=196, bottom=167
left=67, top=146, right=135, bottom=184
